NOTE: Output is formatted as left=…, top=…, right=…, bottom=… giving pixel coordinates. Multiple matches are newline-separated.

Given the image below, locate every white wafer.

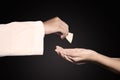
left=66, top=32, right=73, bottom=43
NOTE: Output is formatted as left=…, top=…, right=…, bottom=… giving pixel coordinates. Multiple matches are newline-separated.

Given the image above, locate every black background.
left=0, top=0, right=120, bottom=80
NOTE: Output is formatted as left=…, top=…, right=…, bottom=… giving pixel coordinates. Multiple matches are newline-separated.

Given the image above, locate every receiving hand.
left=55, top=46, right=98, bottom=64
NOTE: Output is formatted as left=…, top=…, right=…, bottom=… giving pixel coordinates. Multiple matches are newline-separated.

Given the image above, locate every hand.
left=55, top=46, right=98, bottom=64
left=43, top=17, right=69, bottom=39
left=55, top=46, right=120, bottom=74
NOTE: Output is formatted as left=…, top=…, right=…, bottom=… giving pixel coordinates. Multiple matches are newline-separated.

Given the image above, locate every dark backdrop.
left=0, top=1, right=120, bottom=80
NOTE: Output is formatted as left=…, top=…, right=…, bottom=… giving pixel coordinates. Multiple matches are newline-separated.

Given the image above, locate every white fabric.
left=0, top=21, right=45, bottom=57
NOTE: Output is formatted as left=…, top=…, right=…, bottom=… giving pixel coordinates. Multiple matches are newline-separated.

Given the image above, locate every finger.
left=58, top=18, right=69, bottom=32
left=56, top=46, right=64, bottom=51
left=63, top=55, right=74, bottom=63
left=63, top=49, right=78, bottom=57
left=68, top=56, right=85, bottom=65
left=57, top=50, right=74, bottom=63
left=55, top=47, right=75, bottom=57
left=61, top=34, right=67, bottom=39
left=67, top=56, right=78, bottom=62
left=64, top=48, right=85, bottom=57
left=59, top=28, right=68, bottom=39
left=67, top=56, right=79, bottom=64
left=60, top=23, right=69, bottom=35
left=56, top=27, right=67, bottom=39
left=55, top=46, right=70, bottom=58
left=59, top=21, right=69, bottom=39
left=76, top=63, right=86, bottom=65
left=55, top=46, right=64, bottom=55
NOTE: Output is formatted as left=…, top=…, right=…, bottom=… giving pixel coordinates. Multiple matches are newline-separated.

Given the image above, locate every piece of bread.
left=66, top=32, right=73, bottom=43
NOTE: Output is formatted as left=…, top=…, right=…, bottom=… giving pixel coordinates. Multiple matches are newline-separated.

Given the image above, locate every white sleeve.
left=0, top=21, right=45, bottom=57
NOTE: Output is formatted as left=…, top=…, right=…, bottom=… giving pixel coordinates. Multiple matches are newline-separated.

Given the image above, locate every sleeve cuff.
left=0, top=21, right=45, bottom=57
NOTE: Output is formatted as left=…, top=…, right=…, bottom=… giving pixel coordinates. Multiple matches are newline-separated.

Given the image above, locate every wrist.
left=43, top=22, right=51, bottom=35
left=91, top=52, right=109, bottom=64
left=88, top=51, right=101, bottom=62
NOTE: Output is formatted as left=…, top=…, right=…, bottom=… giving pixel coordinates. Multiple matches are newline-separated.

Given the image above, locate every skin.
left=43, top=17, right=69, bottom=39
left=55, top=46, right=120, bottom=74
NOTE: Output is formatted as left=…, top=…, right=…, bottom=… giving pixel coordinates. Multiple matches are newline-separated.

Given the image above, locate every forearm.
left=112, top=58, right=120, bottom=61
left=93, top=53, right=120, bottom=73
